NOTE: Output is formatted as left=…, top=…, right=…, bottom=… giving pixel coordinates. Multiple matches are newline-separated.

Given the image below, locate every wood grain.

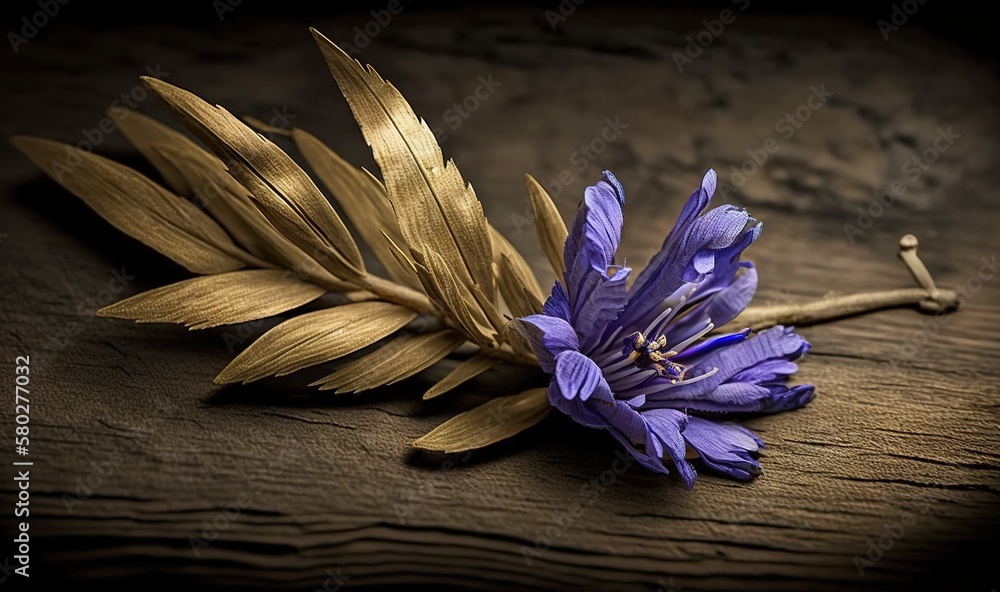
left=0, top=7, right=997, bottom=591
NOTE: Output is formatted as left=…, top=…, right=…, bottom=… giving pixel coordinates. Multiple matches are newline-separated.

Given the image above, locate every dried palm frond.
left=11, top=28, right=961, bottom=466
left=12, top=29, right=550, bottom=454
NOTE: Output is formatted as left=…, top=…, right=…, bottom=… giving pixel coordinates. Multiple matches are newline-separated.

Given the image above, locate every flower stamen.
left=622, top=331, right=687, bottom=383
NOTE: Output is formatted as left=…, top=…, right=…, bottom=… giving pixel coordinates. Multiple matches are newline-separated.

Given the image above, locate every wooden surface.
left=1, top=7, right=998, bottom=590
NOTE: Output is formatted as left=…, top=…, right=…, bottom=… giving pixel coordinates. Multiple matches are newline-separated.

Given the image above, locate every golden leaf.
left=155, top=145, right=272, bottom=259
left=489, top=225, right=543, bottom=300
left=155, top=144, right=352, bottom=292
left=11, top=136, right=256, bottom=274
left=141, top=77, right=365, bottom=282
left=381, top=230, right=421, bottom=285
left=311, top=29, right=499, bottom=337
left=413, top=388, right=551, bottom=453
left=498, top=253, right=544, bottom=318
left=290, top=128, right=420, bottom=289
left=311, top=330, right=465, bottom=393
left=423, top=353, right=495, bottom=400
left=215, top=300, right=417, bottom=384
left=413, top=250, right=499, bottom=347
left=109, top=109, right=202, bottom=195
left=525, top=173, right=568, bottom=279
left=110, top=110, right=286, bottom=265
left=97, top=269, right=326, bottom=329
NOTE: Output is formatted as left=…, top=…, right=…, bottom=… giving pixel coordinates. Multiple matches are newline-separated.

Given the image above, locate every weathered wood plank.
left=0, top=7, right=997, bottom=591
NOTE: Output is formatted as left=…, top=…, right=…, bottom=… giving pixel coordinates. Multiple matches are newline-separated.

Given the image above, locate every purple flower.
left=519, top=170, right=814, bottom=488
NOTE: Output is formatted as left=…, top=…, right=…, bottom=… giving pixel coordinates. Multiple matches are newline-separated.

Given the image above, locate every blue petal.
left=562, top=171, right=628, bottom=346
left=758, top=383, right=815, bottom=414
left=575, top=266, right=631, bottom=354
left=627, top=169, right=717, bottom=299
left=596, top=398, right=648, bottom=444
left=702, top=262, right=757, bottom=328
left=682, top=417, right=763, bottom=481
left=542, top=280, right=571, bottom=322
left=547, top=380, right=608, bottom=429
left=553, top=350, right=611, bottom=402
left=660, top=325, right=811, bottom=401
left=519, top=314, right=580, bottom=373
left=642, top=408, right=697, bottom=488
left=622, top=170, right=761, bottom=330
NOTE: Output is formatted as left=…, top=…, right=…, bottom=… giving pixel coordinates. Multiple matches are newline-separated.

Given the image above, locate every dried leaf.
left=525, top=173, right=568, bottom=279
left=241, top=115, right=292, bottom=137
left=413, top=250, right=498, bottom=347
left=423, top=353, right=495, bottom=399
left=290, top=128, right=420, bottom=289
left=98, top=269, right=326, bottom=329
left=216, top=300, right=416, bottom=384
left=413, top=388, right=551, bottom=453
left=141, top=77, right=365, bottom=282
left=154, top=144, right=273, bottom=259
left=156, top=144, right=351, bottom=291
left=382, top=230, right=421, bottom=285
left=110, top=111, right=292, bottom=266
left=489, top=225, right=543, bottom=300
left=311, top=330, right=465, bottom=393
left=498, top=254, right=544, bottom=318
left=11, top=136, right=252, bottom=274
left=109, top=109, right=202, bottom=195
left=311, top=30, right=498, bottom=337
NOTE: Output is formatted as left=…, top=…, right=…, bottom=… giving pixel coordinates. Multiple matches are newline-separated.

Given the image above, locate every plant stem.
left=359, top=273, right=438, bottom=314
left=720, top=234, right=961, bottom=333
left=723, top=287, right=960, bottom=332
left=358, top=272, right=541, bottom=366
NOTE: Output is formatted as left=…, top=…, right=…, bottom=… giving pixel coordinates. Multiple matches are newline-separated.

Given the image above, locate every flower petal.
left=758, top=383, right=815, bottom=414
left=519, top=314, right=580, bottom=373
left=642, top=408, right=697, bottom=488
left=547, top=379, right=608, bottom=429
left=682, top=417, right=763, bottom=481
left=627, top=169, right=716, bottom=299
left=562, top=171, right=627, bottom=346
left=623, top=169, right=760, bottom=330
left=554, top=350, right=611, bottom=402
left=542, top=280, right=571, bottom=322
left=662, top=325, right=811, bottom=400
left=575, top=266, right=630, bottom=353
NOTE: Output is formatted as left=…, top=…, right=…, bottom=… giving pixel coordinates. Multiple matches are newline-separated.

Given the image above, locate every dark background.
left=1, top=1, right=998, bottom=591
